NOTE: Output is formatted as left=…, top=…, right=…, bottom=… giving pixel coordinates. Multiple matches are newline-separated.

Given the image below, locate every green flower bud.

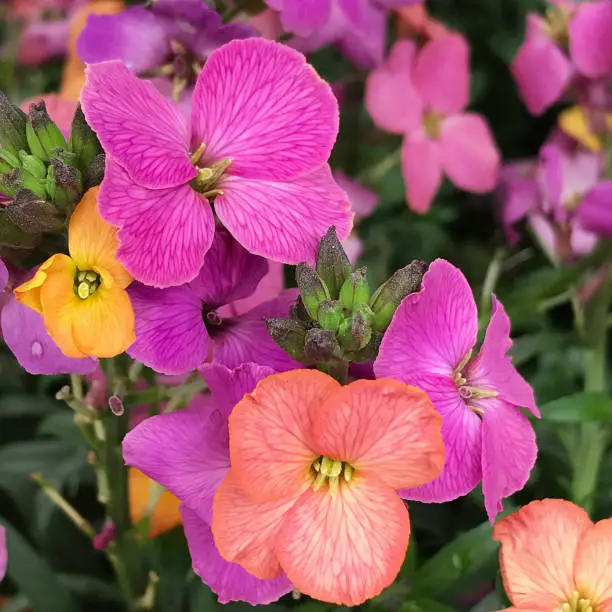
left=50, top=157, right=83, bottom=212
left=316, top=300, right=343, bottom=332
left=0, top=91, right=28, bottom=155
left=370, top=260, right=427, bottom=331
left=266, top=318, right=312, bottom=364
left=0, top=208, right=41, bottom=248
left=18, top=151, right=46, bottom=180
left=304, top=328, right=343, bottom=363
left=84, top=152, right=105, bottom=190
left=289, top=296, right=311, bottom=324
left=6, top=189, right=65, bottom=234
left=0, top=148, right=22, bottom=172
left=26, top=101, right=67, bottom=162
left=0, top=168, right=47, bottom=199
left=339, top=268, right=369, bottom=312
left=68, top=105, right=103, bottom=174
left=315, top=226, right=353, bottom=299
left=353, top=330, right=384, bottom=363
left=296, top=262, right=330, bottom=321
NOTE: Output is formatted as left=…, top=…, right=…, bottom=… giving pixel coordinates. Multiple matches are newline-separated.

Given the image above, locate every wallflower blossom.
left=374, top=259, right=539, bottom=521
left=124, top=362, right=293, bottom=605
left=127, top=231, right=300, bottom=375
left=14, top=187, right=135, bottom=359
left=494, top=498, right=612, bottom=611
left=211, top=370, right=444, bottom=605
left=366, top=36, right=499, bottom=213
left=82, top=38, right=351, bottom=287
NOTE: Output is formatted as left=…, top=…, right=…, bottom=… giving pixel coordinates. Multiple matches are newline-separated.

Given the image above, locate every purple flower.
left=0, top=260, right=96, bottom=375
left=0, top=525, right=5, bottom=583
left=126, top=231, right=301, bottom=375
left=374, top=259, right=539, bottom=522
left=576, top=181, right=612, bottom=237
left=123, top=363, right=293, bottom=605
left=77, top=0, right=255, bottom=111
left=81, top=38, right=351, bottom=288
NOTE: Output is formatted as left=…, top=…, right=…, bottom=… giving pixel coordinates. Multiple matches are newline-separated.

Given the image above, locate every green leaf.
left=1, top=519, right=79, bottom=612
left=539, top=392, right=612, bottom=423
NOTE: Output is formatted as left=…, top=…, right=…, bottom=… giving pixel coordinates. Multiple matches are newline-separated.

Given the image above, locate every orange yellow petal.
left=574, top=517, right=612, bottom=605
left=69, top=187, right=132, bottom=289
left=493, top=499, right=592, bottom=609
left=228, top=370, right=339, bottom=503
left=275, top=474, right=410, bottom=606
left=128, top=468, right=182, bottom=537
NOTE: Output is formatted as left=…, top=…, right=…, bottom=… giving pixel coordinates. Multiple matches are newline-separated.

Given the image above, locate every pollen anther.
left=311, top=456, right=354, bottom=494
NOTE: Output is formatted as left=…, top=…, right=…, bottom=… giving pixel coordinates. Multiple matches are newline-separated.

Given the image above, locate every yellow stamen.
left=311, top=456, right=354, bottom=494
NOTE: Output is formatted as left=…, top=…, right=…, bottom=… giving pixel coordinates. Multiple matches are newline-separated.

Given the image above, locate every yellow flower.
left=14, top=187, right=135, bottom=358
left=558, top=106, right=612, bottom=152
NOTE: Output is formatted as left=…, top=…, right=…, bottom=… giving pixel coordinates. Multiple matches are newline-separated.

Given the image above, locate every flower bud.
left=348, top=310, right=372, bottom=351
left=289, top=296, right=311, bottom=324
left=266, top=318, right=311, bottom=363
left=6, top=189, right=64, bottom=234
left=18, top=151, right=46, bottom=180
left=296, top=262, right=330, bottom=321
left=316, top=300, right=343, bottom=332
left=0, top=148, right=22, bottom=173
left=304, top=328, right=343, bottom=363
left=370, top=260, right=427, bottom=331
left=339, top=268, right=369, bottom=312
left=316, top=226, right=353, bottom=299
left=0, top=208, right=41, bottom=248
left=84, top=152, right=105, bottom=190
left=0, top=168, right=47, bottom=199
left=26, top=101, right=67, bottom=162
left=48, top=157, right=83, bottom=212
left=0, top=91, right=28, bottom=155
left=68, top=105, right=103, bottom=174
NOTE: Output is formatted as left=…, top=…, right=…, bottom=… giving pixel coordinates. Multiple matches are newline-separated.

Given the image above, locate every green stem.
left=570, top=269, right=611, bottom=512
left=317, top=361, right=348, bottom=385
left=358, top=147, right=402, bottom=186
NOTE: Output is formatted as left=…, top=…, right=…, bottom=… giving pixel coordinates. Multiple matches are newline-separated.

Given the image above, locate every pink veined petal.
left=413, top=34, right=469, bottom=115
left=199, top=362, right=276, bottom=418
left=569, top=1, right=612, bottom=78
left=481, top=399, right=538, bottom=522
left=192, top=38, right=339, bottom=182
left=278, top=0, right=332, bottom=36
left=401, top=133, right=442, bottom=213
left=180, top=505, right=293, bottom=605
left=467, top=296, right=539, bottom=417
left=122, top=398, right=230, bottom=524
left=126, top=282, right=209, bottom=375
left=364, top=40, right=424, bottom=134
left=510, top=38, right=572, bottom=116
left=398, top=374, right=483, bottom=503
left=81, top=62, right=195, bottom=189
left=577, top=181, right=612, bottom=238
left=374, top=258, right=478, bottom=379
left=440, top=113, right=500, bottom=194
left=215, top=165, right=353, bottom=265
left=99, top=157, right=215, bottom=288
left=275, top=476, right=410, bottom=606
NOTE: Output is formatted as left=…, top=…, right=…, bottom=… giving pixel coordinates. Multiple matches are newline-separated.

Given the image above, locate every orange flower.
left=14, top=187, right=135, bottom=358
left=494, top=498, right=612, bottom=611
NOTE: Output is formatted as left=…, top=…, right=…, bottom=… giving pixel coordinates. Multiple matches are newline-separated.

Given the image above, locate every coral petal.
left=401, top=134, right=442, bottom=213
left=575, top=518, right=612, bottom=604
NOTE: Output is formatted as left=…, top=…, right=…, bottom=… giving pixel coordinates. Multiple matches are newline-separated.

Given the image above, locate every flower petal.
left=14, top=254, right=66, bottom=315
left=401, top=133, right=442, bottom=213
left=215, top=165, right=352, bottom=265
left=493, top=499, right=592, bottom=608
left=375, top=258, right=478, bottom=379
left=123, top=398, right=230, bottom=524
left=192, top=38, right=338, bottom=182
left=275, top=476, right=410, bottom=606
left=569, top=2, right=612, bottom=78
left=413, top=34, right=469, bottom=115
left=81, top=61, right=195, bottom=189
left=333, top=170, right=380, bottom=218
left=575, top=518, right=612, bottom=604
left=440, top=113, right=500, bottom=194
left=365, top=40, right=423, bottom=135
left=312, top=378, right=444, bottom=490
left=211, top=471, right=297, bottom=580
left=126, top=282, right=208, bottom=375
left=228, top=370, right=339, bottom=502
left=69, top=187, right=132, bottom=289
left=577, top=181, right=612, bottom=238
left=99, top=157, right=215, bottom=288
left=1, top=298, right=97, bottom=375
left=275, top=0, right=331, bottom=36
left=199, top=362, right=276, bottom=418
left=0, top=526, right=5, bottom=582
left=481, top=399, right=537, bottom=522
left=467, top=296, right=539, bottom=417
left=0, top=259, right=7, bottom=292
left=181, top=504, right=293, bottom=604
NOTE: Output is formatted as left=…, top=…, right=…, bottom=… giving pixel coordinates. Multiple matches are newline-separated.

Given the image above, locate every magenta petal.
left=413, top=34, right=469, bottom=115
left=375, top=259, right=478, bottom=380
left=467, top=296, right=539, bottom=417
left=82, top=62, right=195, bottom=189
left=0, top=525, right=5, bottom=582
left=481, top=399, right=537, bottom=522
left=400, top=374, right=482, bottom=503
left=123, top=398, right=230, bottom=524
left=100, top=158, right=215, bottom=287
left=126, top=283, right=209, bottom=375
left=577, top=181, right=612, bottom=237
left=333, top=170, right=380, bottom=218
left=192, top=39, right=338, bottom=182
left=180, top=505, right=293, bottom=604
left=278, top=0, right=331, bottom=36
left=1, top=299, right=97, bottom=375
left=569, top=2, right=612, bottom=78
left=440, top=113, right=500, bottom=194
left=215, top=166, right=352, bottom=265
left=0, top=259, right=8, bottom=292
left=365, top=40, right=423, bottom=135
left=199, top=362, right=275, bottom=417
left=510, top=38, right=572, bottom=116
left=213, top=290, right=302, bottom=372
left=401, top=133, right=442, bottom=213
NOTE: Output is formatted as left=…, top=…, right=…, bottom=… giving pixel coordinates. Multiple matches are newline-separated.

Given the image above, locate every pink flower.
left=374, top=259, right=540, bottom=521
left=365, top=36, right=500, bottom=213
left=82, top=38, right=352, bottom=288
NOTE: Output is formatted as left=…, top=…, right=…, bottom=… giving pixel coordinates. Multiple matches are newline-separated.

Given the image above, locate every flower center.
left=159, top=39, right=203, bottom=102
left=557, top=592, right=595, bottom=612
left=453, top=349, right=498, bottom=415
left=189, top=143, right=231, bottom=200
left=74, top=270, right=100, bottom=300
left=311, top=456, right=354, bottom=495
left=543, top=6, right=570, bottom=49
left=423, top=110, right=442, bottom=139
